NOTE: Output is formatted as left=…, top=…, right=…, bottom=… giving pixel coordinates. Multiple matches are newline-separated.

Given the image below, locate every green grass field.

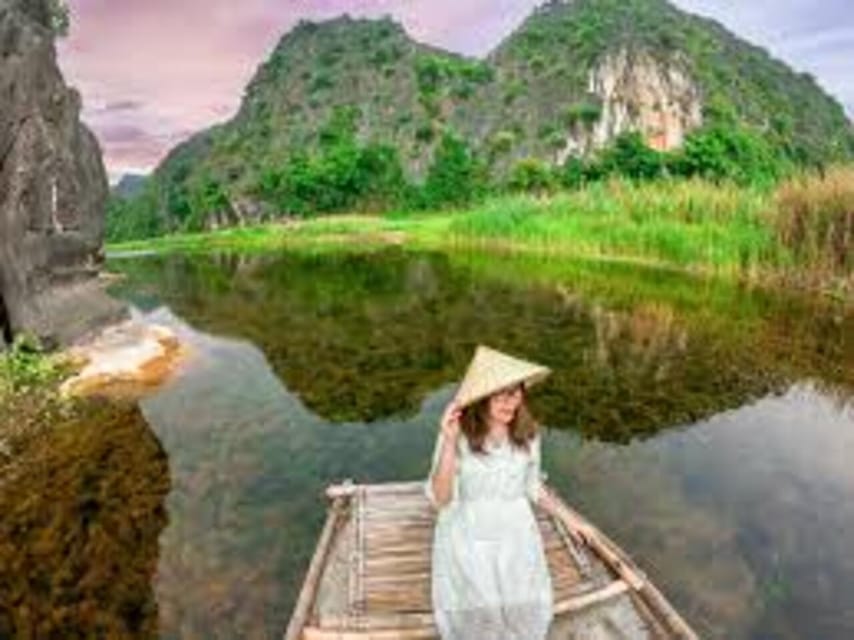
left=108, top=171, right=852, bottom=297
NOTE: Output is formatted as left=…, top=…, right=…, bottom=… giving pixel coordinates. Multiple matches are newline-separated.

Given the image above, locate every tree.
left=254, top=108, right=406, bottom=217
left=105, top=185, right=165, bottom=242
left=558, top=157, right=588, bottom=189
left=415, top=56, right=444, bottom=96
left=670, top=125, right=782, bottom=185
left=563, top=100, right=602, bottom=129
left=187, top=172, right=231, bottom=230
left=353, top=143, right=406, bottom=208
left=597, top=132, right=664, bottom=180
left=422, top=133, right=487, bottom=208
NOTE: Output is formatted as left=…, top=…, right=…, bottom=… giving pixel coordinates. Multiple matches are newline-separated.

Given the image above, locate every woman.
left=424, top=344, right=561, bottom=640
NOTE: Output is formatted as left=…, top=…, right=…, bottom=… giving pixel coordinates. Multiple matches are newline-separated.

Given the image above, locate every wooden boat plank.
left=289, top=481, right=699, bottom=640
left=308, top=583, right=655, bottom=639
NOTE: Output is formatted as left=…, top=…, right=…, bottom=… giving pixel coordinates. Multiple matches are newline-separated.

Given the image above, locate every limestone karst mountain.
left=125, top=0, right=854, bottom=233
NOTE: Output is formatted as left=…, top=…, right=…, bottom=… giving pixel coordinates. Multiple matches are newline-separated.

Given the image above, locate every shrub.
left=488, top=131, right=516, bottom=156
left=370, top=47, right=395, bottom=68
left=259, top=140, right=405, bottom=217
left=0, top=335, right=67, bottom=397
left=670, top=125, right=783, bottom=186
left=508, top=158, right=556, bottom=194
left=254, top=109, right=406, bottom=216
left=451, top=83, right=474, bottom=100
left=503, top=81, right=525, bottom=105
left=420, top=95, right=441, bottom=119
left=415, top=123, right=435, bottom=144
left=186, top=172, right=230, bottom=230
left=559, top=157, right=588, bottom=189
left=529, top=55, right=547, bottom=74
left=415, top=56, right=444, bottom=95
left=309, top=72, right=334, bottom=93
left=563, top=100, right=602, bottom=128
left=318, top=106, right=361, bottom=148
left=596, top=132, right=665, bottom=181
left=547, top=131, right=567, bottom=151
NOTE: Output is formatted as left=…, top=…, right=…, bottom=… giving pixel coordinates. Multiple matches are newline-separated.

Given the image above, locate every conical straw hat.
left=454, top=344, right=551, bottom=409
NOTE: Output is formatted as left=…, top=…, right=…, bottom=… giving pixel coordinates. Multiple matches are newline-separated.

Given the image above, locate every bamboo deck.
left=284, top=481, right=699, bottom=640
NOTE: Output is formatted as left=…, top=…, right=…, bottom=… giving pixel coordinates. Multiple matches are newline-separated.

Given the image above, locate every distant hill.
left=111, top=173, right=148, bottom=199
left=117, top=0, right=854, bottom=236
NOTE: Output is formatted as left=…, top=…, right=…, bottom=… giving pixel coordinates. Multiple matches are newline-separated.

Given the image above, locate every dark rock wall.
left=0, top=0, right=125, bottom=347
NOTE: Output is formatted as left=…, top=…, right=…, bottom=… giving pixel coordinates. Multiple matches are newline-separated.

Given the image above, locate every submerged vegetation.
left=0, top=398, right=169, bottom=638
left=0, top=338, right=170, bottom=638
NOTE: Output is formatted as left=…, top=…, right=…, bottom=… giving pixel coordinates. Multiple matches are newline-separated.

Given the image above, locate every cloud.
left=671, top=0, right=854, bottom=116
left=96, top=123, right=151, bottom=143
left=95, top=100, right=144, bottom=113
left=58, top=0, right=853, bottom=177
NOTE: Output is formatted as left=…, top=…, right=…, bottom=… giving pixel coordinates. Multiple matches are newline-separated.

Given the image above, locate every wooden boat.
left=284, top=480, right=699, bottom=640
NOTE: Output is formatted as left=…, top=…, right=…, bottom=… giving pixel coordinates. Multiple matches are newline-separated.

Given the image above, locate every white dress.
left=424, top=430, right=554, bottom=640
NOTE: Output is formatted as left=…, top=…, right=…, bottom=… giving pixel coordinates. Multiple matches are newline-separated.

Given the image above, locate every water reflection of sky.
left=138, top=304, right=854, bottom=640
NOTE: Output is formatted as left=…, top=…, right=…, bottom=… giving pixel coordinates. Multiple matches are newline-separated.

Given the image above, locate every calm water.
left=67, top=248, right=854, bottom=637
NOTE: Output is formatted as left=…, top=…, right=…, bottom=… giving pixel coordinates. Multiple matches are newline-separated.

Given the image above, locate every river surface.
left=83, top=247, right=853, bottom=638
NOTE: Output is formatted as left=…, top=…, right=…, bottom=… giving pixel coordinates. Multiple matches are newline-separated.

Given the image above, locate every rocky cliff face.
left=0, top=0, right=124, bottom=347
left=558, top=48, right=703, bottom=163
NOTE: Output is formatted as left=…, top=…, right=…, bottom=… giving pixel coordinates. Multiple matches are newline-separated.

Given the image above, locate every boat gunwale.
left=283, top=495, right=348, bottom=640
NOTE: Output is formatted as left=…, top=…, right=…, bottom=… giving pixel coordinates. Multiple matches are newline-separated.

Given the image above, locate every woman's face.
left=487, top=382, right=524, bottom=426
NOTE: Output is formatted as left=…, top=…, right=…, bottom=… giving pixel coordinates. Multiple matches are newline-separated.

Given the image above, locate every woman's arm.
left=427, top=432, right=458, bottom=509
left=527, top=442, right=597, bottom=544
left=525, top=433, right=546, bottom=506
left=425, top=399, right=463, bottom=510
left=526, top=434, right=568, bottom=519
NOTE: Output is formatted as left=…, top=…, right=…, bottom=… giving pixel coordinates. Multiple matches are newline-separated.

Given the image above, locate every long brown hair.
left=460, top=383, right=540, bottom=455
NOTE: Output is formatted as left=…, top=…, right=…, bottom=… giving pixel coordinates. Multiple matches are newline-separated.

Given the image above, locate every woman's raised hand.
left=440, top=398, right=463, bottom=441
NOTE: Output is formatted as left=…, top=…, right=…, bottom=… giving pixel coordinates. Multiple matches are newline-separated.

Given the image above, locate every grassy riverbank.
left=108, top=169, right=853, bottom=298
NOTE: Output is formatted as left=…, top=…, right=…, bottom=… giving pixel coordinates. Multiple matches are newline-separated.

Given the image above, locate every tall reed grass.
left=447, top=178, right=776, bottom=272
left=109, top=167, right=854, bottom=294
left=773, top=166, right=853, bottom=280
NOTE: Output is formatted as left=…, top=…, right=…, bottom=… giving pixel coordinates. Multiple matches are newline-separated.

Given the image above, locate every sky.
left=56, top=0, right=854, bottom=183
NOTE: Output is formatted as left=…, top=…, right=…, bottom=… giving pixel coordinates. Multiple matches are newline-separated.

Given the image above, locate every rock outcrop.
left=558, top=48, right=703, bottom=163
left=0, top=0, right=125, bottom=348
left=60, top=319, right=185, bottom=399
